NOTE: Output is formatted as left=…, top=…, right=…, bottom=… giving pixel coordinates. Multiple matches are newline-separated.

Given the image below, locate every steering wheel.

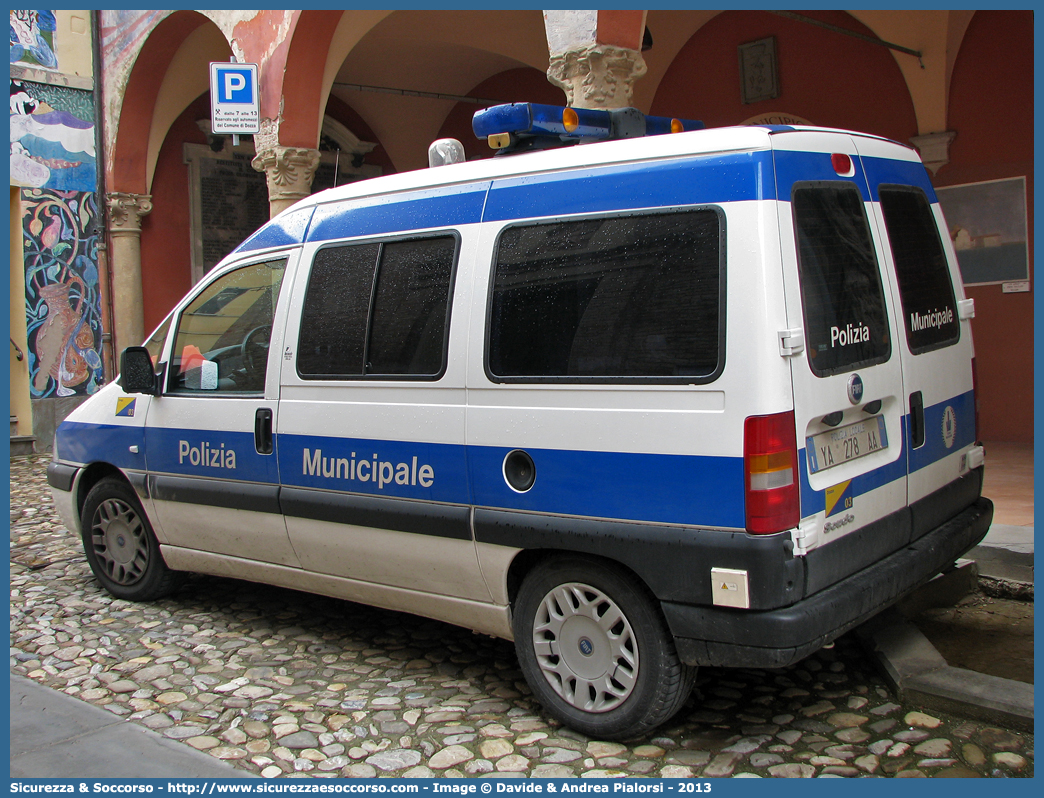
left=241, top=325, right=271, bottom=377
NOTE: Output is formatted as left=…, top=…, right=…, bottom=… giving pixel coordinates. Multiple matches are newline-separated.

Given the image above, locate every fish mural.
left=21, top=189, right=104, bottom=398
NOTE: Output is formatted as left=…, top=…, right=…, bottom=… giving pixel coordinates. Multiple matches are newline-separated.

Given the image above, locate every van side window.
left=792, top=183, right=890, bottom=377
left=878, top=186, right=960, bottom=354
left=167, top=258, right=287, bottom=394
left=297, top=235, right=457, bottom=379
left=488, top=209, right=723, bottom=382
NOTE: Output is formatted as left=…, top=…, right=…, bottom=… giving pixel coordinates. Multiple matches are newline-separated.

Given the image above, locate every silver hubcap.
left=532, top=582, right=638, bottom=713
left=91, top=498, right=148, bottom=585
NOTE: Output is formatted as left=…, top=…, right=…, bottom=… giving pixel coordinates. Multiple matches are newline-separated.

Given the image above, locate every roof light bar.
left=473, top=103, right=703, bottom=154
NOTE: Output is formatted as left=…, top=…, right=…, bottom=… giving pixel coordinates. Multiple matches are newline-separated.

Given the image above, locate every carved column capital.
left=910, top=131, right=957, bottom=176
left=547, top=44, right=648, bottom=110
left=252, top=146, right=322, bottom=206
left=106, top=192, right=153, bottom=235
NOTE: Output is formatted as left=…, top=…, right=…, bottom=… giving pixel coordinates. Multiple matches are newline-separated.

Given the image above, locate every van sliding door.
left=276, top=232, right=489, bottom=606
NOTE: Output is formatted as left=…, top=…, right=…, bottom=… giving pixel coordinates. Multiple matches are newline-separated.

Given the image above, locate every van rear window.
left=878, top=186, right=960, bottom=354
left=487, top=209, right=724, bottom=382
left=792, top=183, right=891, bottom=377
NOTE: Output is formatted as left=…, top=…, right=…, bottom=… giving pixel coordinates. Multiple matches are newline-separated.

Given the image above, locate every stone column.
left=252, top=146, right=322, bottom=218
left=544, top=9, right=648, bottom=110
left=106, top=192, right=152, bottom=355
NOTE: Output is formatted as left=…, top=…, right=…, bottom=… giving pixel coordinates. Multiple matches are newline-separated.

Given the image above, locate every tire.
left=513, top=556, right=696, bottom=740
left=80, top=477, right=180, bottom=601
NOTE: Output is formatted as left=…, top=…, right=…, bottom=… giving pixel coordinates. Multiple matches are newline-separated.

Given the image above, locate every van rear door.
left=855, top=138, right=981, bottom=536
left=772, top=132, right=909, bottom=590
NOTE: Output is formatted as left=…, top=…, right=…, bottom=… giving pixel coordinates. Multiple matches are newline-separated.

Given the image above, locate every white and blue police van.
left=49, top=102, right=993, bottom=739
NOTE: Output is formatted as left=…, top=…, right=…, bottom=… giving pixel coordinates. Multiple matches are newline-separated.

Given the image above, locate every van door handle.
left=255, top=408, right=273, bottom=455
left=909, top=392, right=925, bottom=449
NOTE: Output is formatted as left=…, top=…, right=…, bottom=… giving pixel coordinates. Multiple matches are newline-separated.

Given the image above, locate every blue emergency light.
left=473, top=103, right=703, bottom=154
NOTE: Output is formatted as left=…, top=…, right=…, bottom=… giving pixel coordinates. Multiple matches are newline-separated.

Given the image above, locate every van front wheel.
left=80, top=478, right=180, bottom=601
left=513, top=557, right=694, bottom=739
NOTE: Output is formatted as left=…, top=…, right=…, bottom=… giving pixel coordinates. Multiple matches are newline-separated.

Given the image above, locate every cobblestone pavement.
left=10, top=455, right=1033, bottom=779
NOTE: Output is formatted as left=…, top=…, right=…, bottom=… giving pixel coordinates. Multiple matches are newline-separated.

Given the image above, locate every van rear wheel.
left=513, top=556, right=695, bottom=739
left=80, top=478, right=180, bottom=601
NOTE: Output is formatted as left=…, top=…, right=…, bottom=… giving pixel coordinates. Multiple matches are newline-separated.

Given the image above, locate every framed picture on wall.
left=935, top=177, right=1029, bottom=286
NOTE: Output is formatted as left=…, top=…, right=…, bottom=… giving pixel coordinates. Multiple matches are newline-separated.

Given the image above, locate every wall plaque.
left=739, top=37, right=779, bottom=105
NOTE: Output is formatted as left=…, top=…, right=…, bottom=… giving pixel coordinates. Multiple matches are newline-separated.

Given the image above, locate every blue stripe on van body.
left=55, top=421, right=145, bottom=471
left=232, top=149, right=932, bottom=255
left=145, top=427, right=279, bottom=485
left=235, top=207, right=316, bottom=253
left=277, top=434, right=468, bottom=506
left=482, top=150, right=775, bottom=221
left=305, top=183, right=489, bottom=243
left=60, top=419, right=746, bottom=527
left=772, top=149, right=871, bottom=201
left=908, top=390, right=976, bottom=473
left=799, top=390, right=977, bottom=514
left=278, top=434, right=746, bottom=529
left=468, top=445, right=746, bottom=529
left=861, top=156, right=937, bottom=202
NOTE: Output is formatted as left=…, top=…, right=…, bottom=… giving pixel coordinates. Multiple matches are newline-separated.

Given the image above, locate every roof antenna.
left=333, top=148, right=339, bottom=188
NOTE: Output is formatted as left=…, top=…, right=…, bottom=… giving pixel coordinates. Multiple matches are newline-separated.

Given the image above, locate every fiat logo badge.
left=847, top=374, right=864, bottom=405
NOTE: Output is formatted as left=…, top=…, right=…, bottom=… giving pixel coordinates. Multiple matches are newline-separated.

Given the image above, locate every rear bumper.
left=666, top=496, right=993, bottom=668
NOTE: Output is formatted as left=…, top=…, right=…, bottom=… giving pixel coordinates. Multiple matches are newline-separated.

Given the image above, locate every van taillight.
left=971, top=357, right=979, bottom=441
left=745, top=411, right=800, bottom=535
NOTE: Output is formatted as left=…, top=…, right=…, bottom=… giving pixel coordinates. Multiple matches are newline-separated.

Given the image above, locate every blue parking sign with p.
left=210, top=62, right=260, bottom=134
left=217, top=67, right=254, bottom=103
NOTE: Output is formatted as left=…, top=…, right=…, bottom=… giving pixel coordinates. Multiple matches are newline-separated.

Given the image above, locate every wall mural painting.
left=11, top=79, right=97, bottom=191
left=936, top=177, right=1030, bottom=286
left=100, top=10, right=166, bottom=74
left=22, top=189, right=105, bottom=398
left=10, top=9, right=57, bottom=69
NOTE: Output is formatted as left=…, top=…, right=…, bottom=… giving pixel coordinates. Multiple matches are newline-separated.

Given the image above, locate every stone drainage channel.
left=9, top=455, right=1033, bottom=779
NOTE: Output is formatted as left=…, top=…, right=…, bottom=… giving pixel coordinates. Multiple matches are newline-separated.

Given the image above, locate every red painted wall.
left=940, top=11, right=1033, bottom=443
left=651, top=11, right=916, bottom=140
left=139, top=95, right=209, bottom=334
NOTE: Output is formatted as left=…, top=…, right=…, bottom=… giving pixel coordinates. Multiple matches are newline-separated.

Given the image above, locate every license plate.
left=806, top=416, right=888, bottom=474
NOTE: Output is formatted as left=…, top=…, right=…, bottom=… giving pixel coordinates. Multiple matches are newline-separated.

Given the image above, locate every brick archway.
left=109, top=11, right=217, bottom=194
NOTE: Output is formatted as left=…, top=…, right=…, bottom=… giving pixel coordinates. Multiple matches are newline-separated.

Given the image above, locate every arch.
left=850, top=10, right=975, bottom=135
left=323, top=94, right=395, bottom=175
left=325, top=9, right=549, bottom=172
left=111, top=10, right=213, bottom=193
left=650, top=10, right=917, bottom=143
left=145, top=22, right=231, bottom=191
left=139, top=94, right=211, bottom=332
left=266, top=10, right=343, bottom=148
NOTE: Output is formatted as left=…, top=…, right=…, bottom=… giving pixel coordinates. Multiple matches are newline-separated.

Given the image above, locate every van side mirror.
left=120, top=346, right=160, bottom=395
